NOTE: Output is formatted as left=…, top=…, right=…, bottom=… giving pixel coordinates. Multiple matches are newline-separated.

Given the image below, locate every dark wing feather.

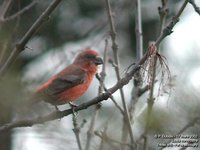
left=47, top=68, right=86, bottom=95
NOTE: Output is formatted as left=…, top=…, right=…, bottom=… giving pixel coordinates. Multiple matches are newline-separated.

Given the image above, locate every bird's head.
left=73, top=49, right=103, bottom=72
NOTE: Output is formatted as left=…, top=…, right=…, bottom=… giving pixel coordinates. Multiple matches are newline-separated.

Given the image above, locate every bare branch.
left=105, top=0, right=135, bottom=148
left=177, top=117, right=200, bottom=135
left=2, top=1, right=37, bottom=22
left=188, top=0, right=200, bottom=15
left=72, top=113, right=83, bottom=150
left=98, top=122, right=108, bottom=150
left=143, top=42, right=158, bottom=150
left=155, top=0, right=189, bottom=46
left=138, top=85, right=150, bottom=97
left=95, top=130, right=119, bottom=150
left=160, top=117, right=200, bottom=149
left=99, top=39, right=109, bottom=93
left=95, top=130, right=133, bottom=149
left=0, top=0, right=63, bottom=77
left=0, top=0, right=12, bottom=21
left=128, top=84, right=149, bottom=123
left=85, top=39, right=109, bottom=150
left=135, top=0, right=143, bottom=60
left=96, top=74, right=124, bottom=115
left=158, top=0, right=169, bottom=33
left=124, top=0, right=144, bottom=148
left=142, top=1, right=189, bottom=149
left=0, top=40, right=9, bottom=64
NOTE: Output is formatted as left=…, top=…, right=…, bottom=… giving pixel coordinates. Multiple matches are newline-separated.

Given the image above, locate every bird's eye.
left=86, top=55, right=96, bottom=60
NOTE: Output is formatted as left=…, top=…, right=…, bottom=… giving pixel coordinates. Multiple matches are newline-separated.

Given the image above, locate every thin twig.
left=145, top=1, right=169, bottom=140
left=72, top=113, right=83, bottom=150
left=160, top=117, right=200, bottom=150
left=143, top=1, right=188, bottom=149
left=98, top=122, right=108, bottom=150
left=177, top=117, right=200, bottom=135
left=0, top=0, right=12, bottom=21
left=97, top=39, right=109, bottom=150
left=85, top=39, right=108, bottom=150
left=99, top=39, right=108, bottom=93
left=128, top=0, right=144, bottom=120
left=188, top=0, right=200, bottom=15
left=128, top=85, right=150, bottom=122
left=109, top=96, right=124, bottom=115
left=105, top=0, right=135, bottom=148
left=155, top=0, right=188, bottom=46
left=158, top=0, right=169, bottom=34
left=0, top=0, right=63, bottom=77
left=95, top=130, right=120, bottom=150
left=2, top=1, right=37, bottom=22
left=123, top=0, right=144, bottom=149
left=143, top=43, right=158, bottom=150
left=135, top=0, right=143, bottom=60
left=85, top=39, right=109, bottom=150
left=95, top=130, right=132, bottom=148
left=0, top=39, right=9, bottom=64
left=96, top=73, right=124, bottom=115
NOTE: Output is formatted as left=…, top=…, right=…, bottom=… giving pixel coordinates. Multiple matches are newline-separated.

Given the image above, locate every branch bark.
left=0, top=0, right=63, bottom=77
left=72, top=113, right=83, bottom=150
left=155, top=0, right=188, bottom=46
left=84, top=39, right=108, bottom=150
left=104, top=0, right=135, bottom=149
left=143, top=1, right=188, bottom=149
left=160, top=117, right=200, bottom=149
left=188, top=0, right=200, bottom=15
left=0, top=1, right=37, bottom=22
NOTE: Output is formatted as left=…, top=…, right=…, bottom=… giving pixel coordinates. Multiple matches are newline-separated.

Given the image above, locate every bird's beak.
left=94, top=56, right=103, bottom=65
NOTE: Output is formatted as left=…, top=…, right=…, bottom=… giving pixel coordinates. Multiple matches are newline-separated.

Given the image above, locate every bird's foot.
left=53, top=105, right=62, bottom=121
left=69, top=102, right=78, bottom=117
left=54, top=105, right=60, bottom=112
left=69, top=102, right=78, bottom=108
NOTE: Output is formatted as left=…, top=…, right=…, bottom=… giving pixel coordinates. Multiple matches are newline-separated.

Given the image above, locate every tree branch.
left=142, top=1, right=188, bottom=149
left=160, top=117, right=200, bottom=149
left=0, top=0, right=63, bottom=77
left=84, top=39, right=109, bottom=150
left=0, top=48, right=151, bottom=132
left=72, top=113, right=83, bottom=150
left=105, top=0, right=135, bottom=149
left=143, top=43, right=158, bottom=150
left=155, top=0, right=188, bottom=46
left=98, top=122, right=108, bottom=150
left=96, top=74, right=124, bottom=115
left=0, top=0, right=12, bottom=21
left=1, top=1, right=37, bottom=22
left=95, top=130, right=133, bottom=148
left=135, top=0, right=143, bottom=60
left=125, top=0, right=144, bottom=148
left=188, top=0, right=200, bottom=15
left=158, top=0, right=169, bottom=34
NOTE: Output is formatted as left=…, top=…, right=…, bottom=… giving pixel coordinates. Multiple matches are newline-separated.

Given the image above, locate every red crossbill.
left=33, top=49, right=103, bottom=106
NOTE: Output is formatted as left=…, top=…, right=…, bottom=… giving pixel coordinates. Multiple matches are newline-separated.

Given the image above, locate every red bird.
left=33, top=49, right=103, bottom=106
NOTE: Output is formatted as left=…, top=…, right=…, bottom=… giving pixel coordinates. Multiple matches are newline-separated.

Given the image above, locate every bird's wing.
left=46, top=66, right=87, bottom=95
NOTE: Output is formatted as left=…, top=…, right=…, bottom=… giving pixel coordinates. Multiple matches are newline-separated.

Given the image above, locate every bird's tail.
left=13, top=93, right=52, bottom=121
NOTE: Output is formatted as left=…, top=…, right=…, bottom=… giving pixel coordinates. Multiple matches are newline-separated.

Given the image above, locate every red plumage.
left=33, top=49, right=103, bottom=105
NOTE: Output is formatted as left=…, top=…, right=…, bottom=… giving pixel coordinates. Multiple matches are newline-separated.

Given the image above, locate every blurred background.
left=0, top=0, right=200, bottom=150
